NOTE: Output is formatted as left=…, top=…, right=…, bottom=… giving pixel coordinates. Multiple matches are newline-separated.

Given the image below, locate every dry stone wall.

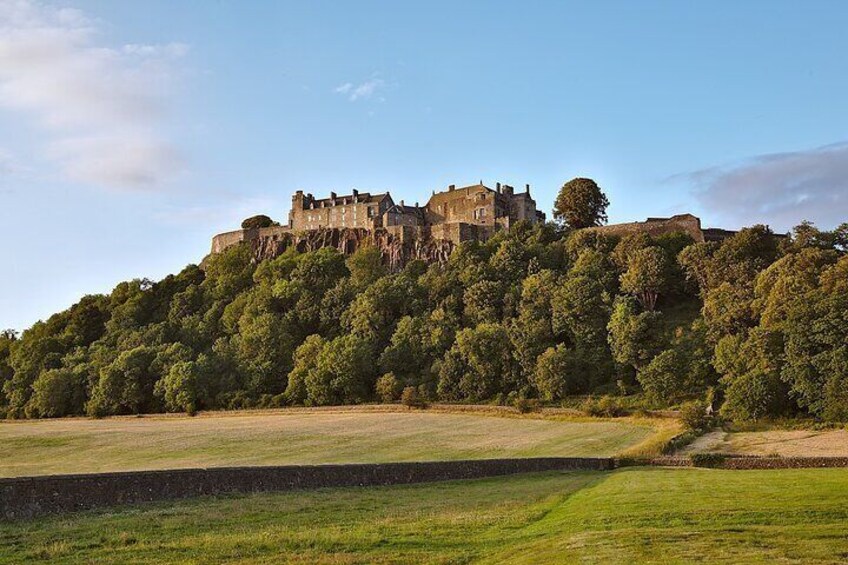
left=1, top=458, right=613, bottom=521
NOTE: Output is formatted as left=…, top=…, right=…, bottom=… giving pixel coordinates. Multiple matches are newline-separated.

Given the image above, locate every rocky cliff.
left=210, top=226, right=455, bottom=270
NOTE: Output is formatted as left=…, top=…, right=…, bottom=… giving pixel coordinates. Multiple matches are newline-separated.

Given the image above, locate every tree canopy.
left=553, top=178, right=609, bottom=229
left=2, top=208, right=846, bottom=424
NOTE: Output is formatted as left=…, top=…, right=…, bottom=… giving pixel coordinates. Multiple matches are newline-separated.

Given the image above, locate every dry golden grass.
left=683, top=428, right=848, bottom=457
left=0, top=406, right=660, bottom=477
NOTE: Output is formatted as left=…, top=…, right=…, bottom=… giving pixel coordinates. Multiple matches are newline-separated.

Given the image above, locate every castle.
left=287, top=181, right=544, bottom=237
left=211, top=182, right=545, bottom=267
left=209, top=182, right=742, bottom=268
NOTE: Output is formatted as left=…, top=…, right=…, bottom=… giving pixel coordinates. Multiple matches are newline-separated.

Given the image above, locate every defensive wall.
left=585, top=213, right=710, bottom=243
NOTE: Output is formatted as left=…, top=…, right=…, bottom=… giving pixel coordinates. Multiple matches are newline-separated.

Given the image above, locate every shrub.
left=376, top=373, right=402, bottom=403
left=513, top=397, right=538, bottom=414
left=690, top=453, right=727, bottom=468
left=679, top=400, right=714, bottom=433
left=720, top=370, right=788, bottom=421
left=582, top=395, right=627, bottom=417
left=401, top=386, right=426, bottom=409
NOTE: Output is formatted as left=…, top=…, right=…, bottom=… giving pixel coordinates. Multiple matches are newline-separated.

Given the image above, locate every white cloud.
left=0, top=0, right=188, bottom=190
left=334, top=77, right=387, bottom=102
left=678, top=142, right=848, bottom=231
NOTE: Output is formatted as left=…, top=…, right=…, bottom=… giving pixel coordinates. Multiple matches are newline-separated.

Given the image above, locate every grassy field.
left=0, top=408, right=659, bottom=477
left=683, top=428, right=848, bottom=457
left=2, top=467, right=847, bottom=564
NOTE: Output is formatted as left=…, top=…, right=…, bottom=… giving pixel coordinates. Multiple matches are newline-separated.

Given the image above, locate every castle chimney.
left=330, top=191, right=337, bottom=200
left=400, top=200, right=405, bottom=207
left=448, top=184, right=455, bottom=191
left=352, top=188, right=359, bottom=202
left=415, top=202, right=419, bottom=208
left=525, top=183, right=530, bottom=195
left=496, top=182, right=501, bottom=193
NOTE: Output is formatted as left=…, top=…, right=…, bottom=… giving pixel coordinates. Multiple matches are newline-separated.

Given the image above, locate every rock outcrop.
left=211, top=226, right=455, bottom=270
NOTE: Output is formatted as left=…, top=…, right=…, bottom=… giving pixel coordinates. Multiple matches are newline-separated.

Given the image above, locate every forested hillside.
left=2, top=183, right=846, bottom=422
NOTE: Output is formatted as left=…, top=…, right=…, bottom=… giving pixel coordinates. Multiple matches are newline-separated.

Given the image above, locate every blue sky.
left=1, top=0, right=847, bottom=331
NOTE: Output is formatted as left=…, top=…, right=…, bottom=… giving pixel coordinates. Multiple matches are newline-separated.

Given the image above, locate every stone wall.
left=586, top=214, right=707, bottom=243
left=0, top=458, right=613, bottom=521
left=621, top=455, right=848, bottom=470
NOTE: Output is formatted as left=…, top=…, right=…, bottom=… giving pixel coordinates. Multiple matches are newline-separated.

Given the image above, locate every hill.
left=1, top=190, right=846, bottom=425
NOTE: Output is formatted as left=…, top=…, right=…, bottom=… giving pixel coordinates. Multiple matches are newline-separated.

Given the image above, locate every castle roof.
left=306, top=191, right=391, bottom=207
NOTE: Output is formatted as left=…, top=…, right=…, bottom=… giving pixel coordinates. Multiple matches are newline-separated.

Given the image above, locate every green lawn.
left=0, top=409, right=656, bottom=477
left=2, top=468, right=847, bottom=564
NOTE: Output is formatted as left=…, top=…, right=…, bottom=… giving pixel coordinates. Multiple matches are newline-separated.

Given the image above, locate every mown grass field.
left=684, top=428, right=848, bottom=457
left=0, top=408, right=660, bottom=477
left=2, top=468, right=847, bottom=564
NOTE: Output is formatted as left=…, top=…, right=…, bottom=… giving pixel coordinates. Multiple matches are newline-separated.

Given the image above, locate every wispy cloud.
left=334, top=77, right=387, bottom=102
left=0, top=148, right=14, bottom=174
left=155, top=195, right=285, bottom=228
left=0, top=0, right=188, bottom=190
left=675, top=142, right=848, bottom=231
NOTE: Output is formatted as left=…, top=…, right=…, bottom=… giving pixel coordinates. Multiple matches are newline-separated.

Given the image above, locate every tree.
left=611, top=233, right=652, bottom=271
left=346, top=246, right=386, bottom=289
left=155, top=359, right=209, bottom=415
left=532, top=345, right=589, bottom=401
left=0, top=330, right=17, bottom=412
left=376, top=373, right=402, bottom=403
left=678, top=242, right=719, bottom=295
left=552, top=275, right=611, bottom=352
left=463, top=280, right=506, bottom=325
left=379, top=316, right=432, bottom=383
left=285, top=335, right=327, bottom=405
left=87, top=346, right=160, bottom=416
left=620, top=246, right=668, bottom=311
left=607, top=296, right=663, bottom=371
left=241, top=215, right=274, bottom=229
left=637, top=349, right=687, bottom=404
left=553, top=178, right=609, bottom=229
left=26, top=368, right=86, bottom=418
left=781, top=257, right=848, bottom=419
left=304, top=334, right=376, bottom=406
left=437, top=323, right=516, bottom=401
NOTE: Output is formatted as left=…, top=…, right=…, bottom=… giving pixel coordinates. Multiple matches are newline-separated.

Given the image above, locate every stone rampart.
left=586, top=214, right=707, bottom=243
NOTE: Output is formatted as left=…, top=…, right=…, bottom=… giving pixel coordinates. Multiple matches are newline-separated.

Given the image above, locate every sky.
left=1, top=0, right=847, bottom=331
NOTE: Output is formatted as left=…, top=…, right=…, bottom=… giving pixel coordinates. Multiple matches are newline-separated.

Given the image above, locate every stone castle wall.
left=585, top=214, right=707, bottom=243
